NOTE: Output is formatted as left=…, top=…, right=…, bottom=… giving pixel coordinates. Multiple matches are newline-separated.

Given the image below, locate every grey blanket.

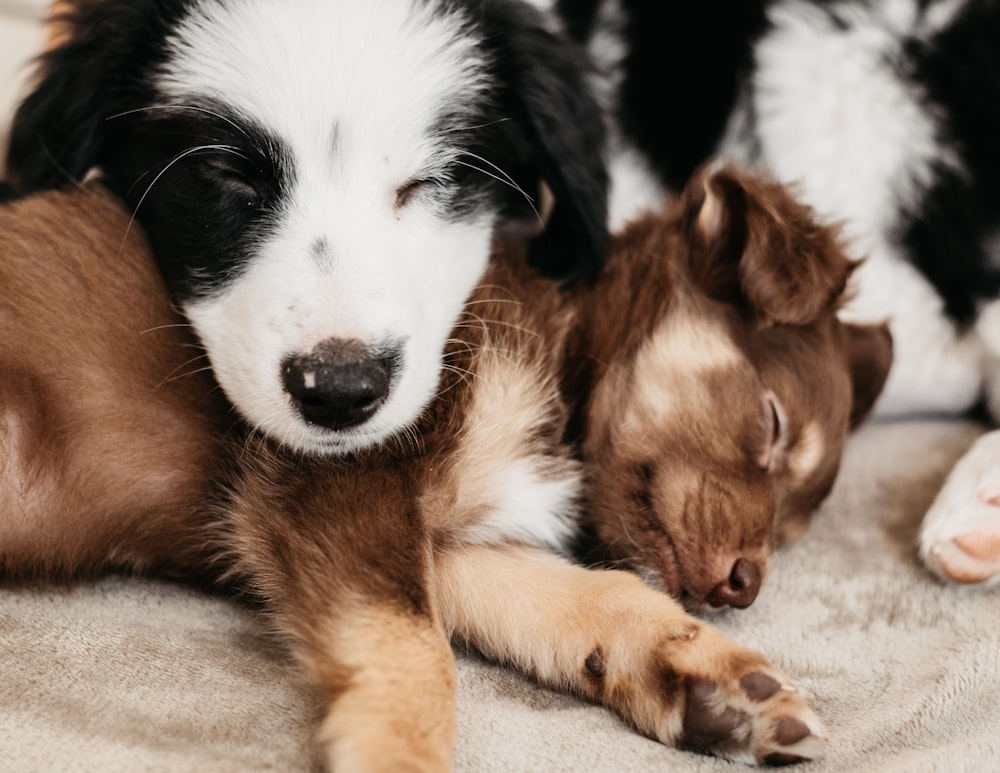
left=3, top=418, right=999, bottom=772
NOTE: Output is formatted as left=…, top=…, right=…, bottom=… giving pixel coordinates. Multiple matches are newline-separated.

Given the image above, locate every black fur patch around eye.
left=103, top=102, right=294, bottom=300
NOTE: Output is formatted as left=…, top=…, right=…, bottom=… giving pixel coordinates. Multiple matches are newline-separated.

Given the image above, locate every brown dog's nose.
left=706, top=557, right=762, bottom=609
left=282, top=338, right=395, bottom=431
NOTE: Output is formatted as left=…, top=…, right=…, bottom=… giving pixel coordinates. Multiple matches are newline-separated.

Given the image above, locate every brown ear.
left=843, top=322, right=893, bottom=428
left=683, top=164, right=856, bottom=327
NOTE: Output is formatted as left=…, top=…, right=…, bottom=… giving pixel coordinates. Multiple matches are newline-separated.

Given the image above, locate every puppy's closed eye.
left=395, top=177, right=448, bottom=209
left=757, top=391, right=787, bottom=472
left=202, top=154, right=267, bottom=206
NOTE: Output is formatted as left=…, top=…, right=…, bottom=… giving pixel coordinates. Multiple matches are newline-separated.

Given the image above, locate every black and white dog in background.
left=6, top=0, right=607, bottom=455
left=546, top=0, right=1000, bottom=586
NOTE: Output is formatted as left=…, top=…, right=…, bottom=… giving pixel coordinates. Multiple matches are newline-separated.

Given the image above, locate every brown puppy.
left=577, top=167, right=893, bottom=609
left=0, top=168, right=884, bottom=768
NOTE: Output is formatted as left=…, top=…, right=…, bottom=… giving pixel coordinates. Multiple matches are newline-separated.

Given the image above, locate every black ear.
left=483, top=4, right=609, bottom=284
left=5, top=0, right=176, bottom=192
left=681, top=163, right=856, bottom=327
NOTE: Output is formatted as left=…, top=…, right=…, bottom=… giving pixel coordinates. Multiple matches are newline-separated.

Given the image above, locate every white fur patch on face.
left=157, top=0, right=498, bottom=453
left=625, top=314, right=744, bottom=429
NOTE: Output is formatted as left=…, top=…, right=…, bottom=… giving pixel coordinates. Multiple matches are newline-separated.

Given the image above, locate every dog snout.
left=282, top=339, right=395, bottom=431
left=705, top=557, right=762, bottom=609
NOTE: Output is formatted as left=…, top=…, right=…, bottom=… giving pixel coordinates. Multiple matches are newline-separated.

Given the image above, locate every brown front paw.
left=678, top=663, right=826, bottom=765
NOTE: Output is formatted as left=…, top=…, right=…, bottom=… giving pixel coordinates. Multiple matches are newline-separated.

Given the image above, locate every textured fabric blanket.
left=3, top=418, right=998, bottom=772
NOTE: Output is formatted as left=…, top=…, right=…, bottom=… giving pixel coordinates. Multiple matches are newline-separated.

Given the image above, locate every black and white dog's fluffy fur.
left=6, top=0, right=607, bottom=456
left=547, top=0, right=1000, bottom=586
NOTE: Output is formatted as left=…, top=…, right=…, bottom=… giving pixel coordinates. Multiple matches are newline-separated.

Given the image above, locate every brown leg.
left=434, top=543, right=826, bottom=765
left=226, top=452, right=456, bottom=772
left=310, top=601, right=457, bottom=773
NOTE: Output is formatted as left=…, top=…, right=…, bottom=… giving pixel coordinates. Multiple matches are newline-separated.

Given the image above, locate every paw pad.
left=741, top=672, right=781, bottom=702
left=682, top=678, right=748, bottom=750
left=677, top=667, right=825, bottom=766
left=928, top=534, right=1000, bottom=585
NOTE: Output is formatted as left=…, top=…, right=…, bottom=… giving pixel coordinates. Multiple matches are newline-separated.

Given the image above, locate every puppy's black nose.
left=706, top=557, right=762, bottom=609
left=282, top=339, right=394, bottom=431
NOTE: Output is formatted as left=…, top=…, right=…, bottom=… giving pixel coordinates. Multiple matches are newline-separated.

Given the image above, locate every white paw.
left=920, top=429, right=1000, bottom=586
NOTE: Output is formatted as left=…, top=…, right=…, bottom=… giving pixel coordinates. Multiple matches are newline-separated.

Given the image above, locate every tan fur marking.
left=697, top=177, right=724, bottom=241
left=590, top=308, right=746, bottom=458
left=435, top=543, right=824, bottom=761
left=789, top=421, right=826, bottom=481
left=639, top=310, right=743, bottom=379
left=624, top=313, right=743, bottom=433
left=435, top=543, right=695, bottom=741
left=316, top=602, right=456, bottom=773
left=422, top=339, right=580, bottom=548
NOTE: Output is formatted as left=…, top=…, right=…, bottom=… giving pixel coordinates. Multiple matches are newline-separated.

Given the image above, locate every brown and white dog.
left=0, top=166, right=889, bottom=768
left=576, top=170, right=893, bottom=609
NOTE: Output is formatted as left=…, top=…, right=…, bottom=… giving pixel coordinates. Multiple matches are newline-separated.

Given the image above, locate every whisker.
left=156, top=363, right=217, bottom=389
left=106, top=104, right=251, bottom=139
left=439, top=117, right=513, bottom=133
left=139, top=322, right=196, bottom=334
left=33, top=138, right=90, bottom=191
left=120, top=144, right=246, bottom=255
left=459, top=150, right=530, bottom=200
left=434, top=366, right=475, bottom=399
left=614, top=510, right=643, bottom=556
left=124, top=143, right=248, bottom=200
left=442, top=363, right=476, bottom=380
left=461, top=297, right=523, bottom=307
left=453, top=158, right=543, bottom=227
left=154, top=352, right=213, bottom=389
left=452, top=314, right=542, bottom=339
left=391, top=423, right=423, bottom=457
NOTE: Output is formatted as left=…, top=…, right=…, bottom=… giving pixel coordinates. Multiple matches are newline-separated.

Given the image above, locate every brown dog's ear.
left=843, top=322, right=893, bottom=428
left=683, top=165, right=857, bottom=327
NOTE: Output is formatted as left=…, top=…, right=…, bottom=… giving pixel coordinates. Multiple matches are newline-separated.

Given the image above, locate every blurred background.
left=0, top=1, right=46, bottom=160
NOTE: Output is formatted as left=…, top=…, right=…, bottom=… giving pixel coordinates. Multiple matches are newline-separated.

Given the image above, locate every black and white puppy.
left=550, top=0, right=1000, bottom=586
left=6, top=0, right=607, bottom=456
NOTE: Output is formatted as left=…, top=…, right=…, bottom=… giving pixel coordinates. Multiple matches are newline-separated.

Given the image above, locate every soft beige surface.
left=3, top=418, right=999, bottom=772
